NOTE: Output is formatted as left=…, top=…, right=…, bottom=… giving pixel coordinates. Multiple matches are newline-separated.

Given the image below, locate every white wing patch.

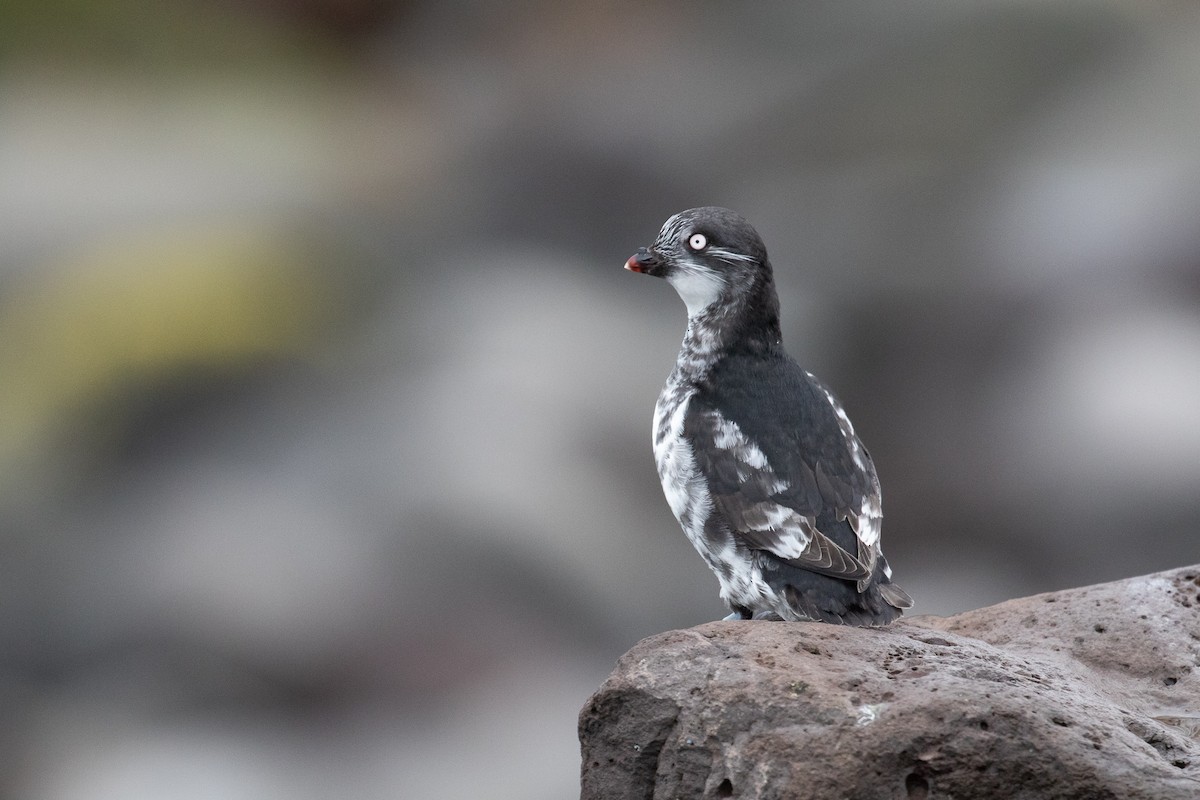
left=748, top=510, right=818, bottom=560
left=709, top=413, right=782, bottom=483
left=848, top=492, right=882, bottom=549
left=849, top=492, right=882, bottom=591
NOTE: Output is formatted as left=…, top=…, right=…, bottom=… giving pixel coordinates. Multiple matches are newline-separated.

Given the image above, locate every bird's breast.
left=652, top=375, right=716, bottom=534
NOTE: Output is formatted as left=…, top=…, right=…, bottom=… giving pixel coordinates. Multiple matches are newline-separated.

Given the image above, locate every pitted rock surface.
left=579, top=566, right=1200, bottom=799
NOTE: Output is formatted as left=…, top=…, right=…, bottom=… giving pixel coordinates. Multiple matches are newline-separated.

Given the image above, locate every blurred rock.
left=3, top=3, right=1200, bottom=798
left=579, top=565, right=1200, bottom=799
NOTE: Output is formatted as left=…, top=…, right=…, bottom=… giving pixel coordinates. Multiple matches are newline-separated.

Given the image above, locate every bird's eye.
left=687, top=233, right=708, bottom=251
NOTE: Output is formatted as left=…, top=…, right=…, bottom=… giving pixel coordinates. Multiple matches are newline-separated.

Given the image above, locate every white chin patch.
left=667, top=266, right=724, bottom=317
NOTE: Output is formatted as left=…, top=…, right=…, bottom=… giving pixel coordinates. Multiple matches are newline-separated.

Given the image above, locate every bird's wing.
left=801, top=372, right=884, bottom=592
left=684, top=365, right=882, bottom=586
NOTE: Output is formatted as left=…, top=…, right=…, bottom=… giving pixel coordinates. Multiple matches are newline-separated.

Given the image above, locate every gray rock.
left=579, top=566, right=1200, bottom=799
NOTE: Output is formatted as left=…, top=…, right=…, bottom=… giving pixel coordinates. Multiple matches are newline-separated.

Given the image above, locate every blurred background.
left=1, top=0, right=1198, bottom=796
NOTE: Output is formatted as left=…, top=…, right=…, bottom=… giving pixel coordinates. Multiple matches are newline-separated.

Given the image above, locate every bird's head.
left=625, top=207, right=771, bottom=318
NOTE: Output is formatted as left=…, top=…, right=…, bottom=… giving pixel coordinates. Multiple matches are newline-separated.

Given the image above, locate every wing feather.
left=686, top=407, right=872, bottom=581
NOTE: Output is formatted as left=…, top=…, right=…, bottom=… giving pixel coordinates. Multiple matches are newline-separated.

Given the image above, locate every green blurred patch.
left=0, top=224, right=340, bottom=489
left=0, top=0, right=351, bottom=73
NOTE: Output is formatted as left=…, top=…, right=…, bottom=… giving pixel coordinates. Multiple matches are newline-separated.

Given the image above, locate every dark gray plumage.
left=625, top=207, right=912, bottom=625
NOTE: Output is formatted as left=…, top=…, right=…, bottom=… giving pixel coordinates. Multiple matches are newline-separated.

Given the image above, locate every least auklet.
left=625, top=207, right=912, bottom=625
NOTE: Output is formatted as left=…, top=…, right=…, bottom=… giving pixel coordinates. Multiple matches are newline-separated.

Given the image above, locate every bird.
left=625, top=207, right=912, bottom=626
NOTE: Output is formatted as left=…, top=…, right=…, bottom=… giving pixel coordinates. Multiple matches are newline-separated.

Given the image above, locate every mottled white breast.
left=652, top=377, right=710, bottom=548
left=652, top=377, right=782, bottom=614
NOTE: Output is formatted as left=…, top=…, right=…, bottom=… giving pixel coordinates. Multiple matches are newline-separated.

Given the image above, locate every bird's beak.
left=625, top=247, right=665, bottom=277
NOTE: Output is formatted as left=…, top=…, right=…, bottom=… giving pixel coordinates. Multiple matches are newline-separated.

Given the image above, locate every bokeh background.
left=2, top=1, right=1198, bottom=797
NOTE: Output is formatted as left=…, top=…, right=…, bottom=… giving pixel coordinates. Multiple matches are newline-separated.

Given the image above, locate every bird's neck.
left=677, top=274, right=782, bottom=373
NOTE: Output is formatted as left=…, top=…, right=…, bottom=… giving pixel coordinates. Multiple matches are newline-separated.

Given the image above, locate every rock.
left=579, top=566, right=1200, bottom=799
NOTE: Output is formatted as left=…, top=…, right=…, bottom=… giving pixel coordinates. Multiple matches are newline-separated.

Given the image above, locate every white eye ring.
left=687, top=233, right=707, bottom=251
